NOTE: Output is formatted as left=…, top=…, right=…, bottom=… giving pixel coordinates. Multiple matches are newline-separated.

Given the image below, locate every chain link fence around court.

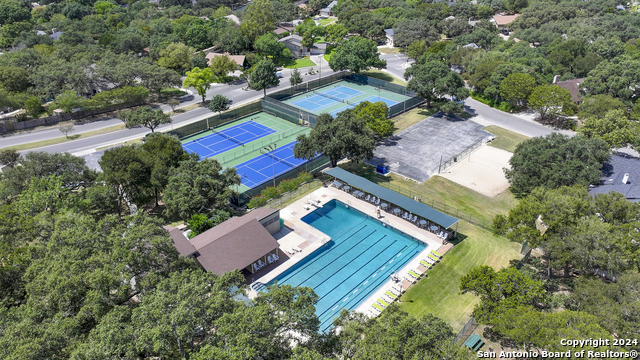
left=167, top=102, right=263, bottom=139
left=453, top=317, right=478, bottom=344
left=217, top=126, right=309, bottom=165
left=261, top=98, right=318, bottom=128
left=235, top=155, right=331, bottom=206
left=260, top=180, right=324, bottom=209
left=437, top=139, right=485, bottom=175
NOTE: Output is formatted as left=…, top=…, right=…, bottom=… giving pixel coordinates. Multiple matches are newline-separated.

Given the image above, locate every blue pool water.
left=266, top=199, right=426, bottom=332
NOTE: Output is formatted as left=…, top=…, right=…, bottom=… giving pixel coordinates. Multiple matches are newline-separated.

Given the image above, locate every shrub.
left=160, top=88, right=187, bottom=98
left=247, top=172, right=313, bottom=208
left=470, top=91, right=516, bottom=113
left=24, top=97, right=42, bottom=118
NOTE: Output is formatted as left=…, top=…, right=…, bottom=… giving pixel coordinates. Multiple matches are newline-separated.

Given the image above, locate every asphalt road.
left=1, top=51, right=569, bottom=156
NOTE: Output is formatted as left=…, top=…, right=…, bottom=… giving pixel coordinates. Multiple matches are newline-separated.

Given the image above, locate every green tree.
left=140, top=133, right=192, bottom=205
left=404, top=61, right=469, bottom=107
left=290, top=68, right=303, bottom=88
left=158, top=42, right=196, bottom=73
left=119, top=106, right=172, bottom=133
left=187, top=209, right=230, bottom=238
left=353, top=101, right=392, bottom=138
left=249, top=58, right=280, bottom=97
left=239, top=0, right=276, bottom=44
left=499, top=73, right=536, bottom=107
left=182, top=67, right=215, bottom=104
left=505, top=134, right=610, bottom=197
left=325, top=23, right=348, bottom=44
left=54, top=90, right=84, bottom=113
left=208, top=94, right=229, bottom=115
left=492, top=306, right=613, bottom=352
left=0, top=66, right=30, bottom=92
left=0, top=148, right=20, bottom=168
left=579, top=109, right=640, bottom=149
left=528, top=85, right=575, bottom=121
left=578, top=94, right=627, bottom=119
left=94, top=1, right=116, bottom=14
left=163, top=157, right=240, bottom=220
left=139, top=65, right=183, bottom=96
left=209, top=54, right=238, bottom=81
left=328, top=36, right=387, bottom=74
left=0, top=0, right=31, bottom=26
left=294, top=111, right=376, bottom=167
left=167, top=98, right=179, bottom=111
left=581, top=56, right=640, bottom=102
left=460, top=265, right=547, bottom=324
left=59, top=125, right=74, bottom=138
left=99, top=146, right=153, bottom=213
left=23, top=97, right=42, bottom=118
left=254, top=33, right=286, bottom=59
left=407, top=40, right=428, bottom=60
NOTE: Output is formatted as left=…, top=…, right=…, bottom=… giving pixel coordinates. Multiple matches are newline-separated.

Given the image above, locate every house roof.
left=553, top=77, right=585, bottom=103
left=205, top=52, right=245, bottom=66
left=492, top=14, right=520, bottom=26
left=463, top=43, right=479, bottom=49
left=325, top=167, right=459, bottom=228
left=320, top=0, right=337, bottom=12
left=50, top=31, right=63, bottom=41
left=279, top=34, right=303, bottom=45
left=164, top=226, right=197, bottom=256
left=189, top=209, right=280, bottom=274
left=224, top=14, right=241, bottom=25
left=274, top=27, right=290, bottom=35
left=589, top=153, right=640, bottom=200
left=384, top=28, right=394, bottom=36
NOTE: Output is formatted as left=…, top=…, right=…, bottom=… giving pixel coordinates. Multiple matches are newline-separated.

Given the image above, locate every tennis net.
left=313, top=90, right=344, bottom=103
left=213, top=129, right=244, bottom=146
left=263, top=151, right=298, bottom=168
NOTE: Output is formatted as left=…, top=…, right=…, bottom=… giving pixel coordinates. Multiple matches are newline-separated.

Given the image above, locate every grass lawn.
left=318, top=17, right=337, bottom=26
left=483, top=125, right=530, bottom=153
left=398, top=222, right=522, bottom=331
left=391, top=103, right=472, bottom=134
left=282, top=58, right=317, bottom=69
left=323, top=45, right=336, bottom=61
left=360, top=69, right=406, bottom=86
left=340, top=162, right=517, bottom=227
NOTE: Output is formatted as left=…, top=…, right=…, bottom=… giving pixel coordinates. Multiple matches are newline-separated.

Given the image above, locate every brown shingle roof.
left=493, top=14, right=520, bottom=26
left=554, top=78, right=585, bottom=103
left=164, top=226, right=197, bottom=256
left=205, top=52, right=245, bottom=67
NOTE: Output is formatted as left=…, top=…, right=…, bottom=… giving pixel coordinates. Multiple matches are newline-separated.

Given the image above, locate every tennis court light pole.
left=261, top=144, right=278, bottom=187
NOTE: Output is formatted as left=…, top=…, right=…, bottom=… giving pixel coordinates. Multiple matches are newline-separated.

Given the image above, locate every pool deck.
left=247, top=186, right=453, bottom=319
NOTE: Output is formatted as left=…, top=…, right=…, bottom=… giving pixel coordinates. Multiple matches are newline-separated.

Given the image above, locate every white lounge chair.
left=258, top=260, right=266, bottom=268
left=253, top=263, right=260, bottom=272
left=365, top=194, right=370, bottom=201
left=412, top=215, right=417, bottom=222
left=267, top=255, right=273, bottom=264
left=371, top=196, right=377, bottom=203
left=272, top=253, right=279, bottom=261
left=375, top=198, right=380, bottom=205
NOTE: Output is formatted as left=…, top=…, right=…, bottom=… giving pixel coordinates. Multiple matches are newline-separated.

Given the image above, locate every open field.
left=483, top=125, right=530, bottom=153
left=398, top=222, right=522, bottom=331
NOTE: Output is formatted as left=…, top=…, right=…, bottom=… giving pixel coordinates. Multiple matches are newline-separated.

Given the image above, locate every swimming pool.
left=266, top=199, right=426, bottom=332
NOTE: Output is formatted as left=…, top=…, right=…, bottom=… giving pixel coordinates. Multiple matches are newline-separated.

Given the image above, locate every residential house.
left=552, top=76, right=585, bottom=103
left=50, top=28, right=63, bottom=41
left=278, top=34, right=327, bottom=57
left=224, top=14, right=241, bottom=25
left=491, top=14, right=520, bottom=31
left=589, top=152, right=640, bottom=202
left=319, top=0, right=338, bottom=16
left=384, top=28, right=394, bottom=46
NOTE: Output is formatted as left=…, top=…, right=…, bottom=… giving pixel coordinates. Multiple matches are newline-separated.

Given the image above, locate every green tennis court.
left=283, top=80, right=409, bottom=116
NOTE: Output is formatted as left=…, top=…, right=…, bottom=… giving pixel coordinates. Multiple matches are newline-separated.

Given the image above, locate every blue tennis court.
left=182, top=121, right=276, bottom=159
left=289, top=86, right=364, bottom=112
left=329, top=95, right=399, bottom=117
left=235, top=141, right=308, bottom=188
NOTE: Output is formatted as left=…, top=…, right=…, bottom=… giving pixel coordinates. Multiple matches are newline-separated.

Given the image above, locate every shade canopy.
left=325, top=167, right=459, bottom=228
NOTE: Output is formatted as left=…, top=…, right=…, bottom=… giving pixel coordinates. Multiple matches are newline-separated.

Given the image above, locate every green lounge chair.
left=372, top=303, right=385, bottom=312
left=408, top=270, right=420, bottom=279
left=385, top=290, right=398, bottom=300
left=378, top=298, right=390, bottom=306
left=428, top=253, right=439, bottom=262
left=430, top=250, right=442, bottom=258
left=420, top=259, right=432, bottom=268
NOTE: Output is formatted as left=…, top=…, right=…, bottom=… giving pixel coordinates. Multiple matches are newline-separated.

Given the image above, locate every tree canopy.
left=505, top=133, right=610, bottom=197
left=328, top=36, right=387, bottom=74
